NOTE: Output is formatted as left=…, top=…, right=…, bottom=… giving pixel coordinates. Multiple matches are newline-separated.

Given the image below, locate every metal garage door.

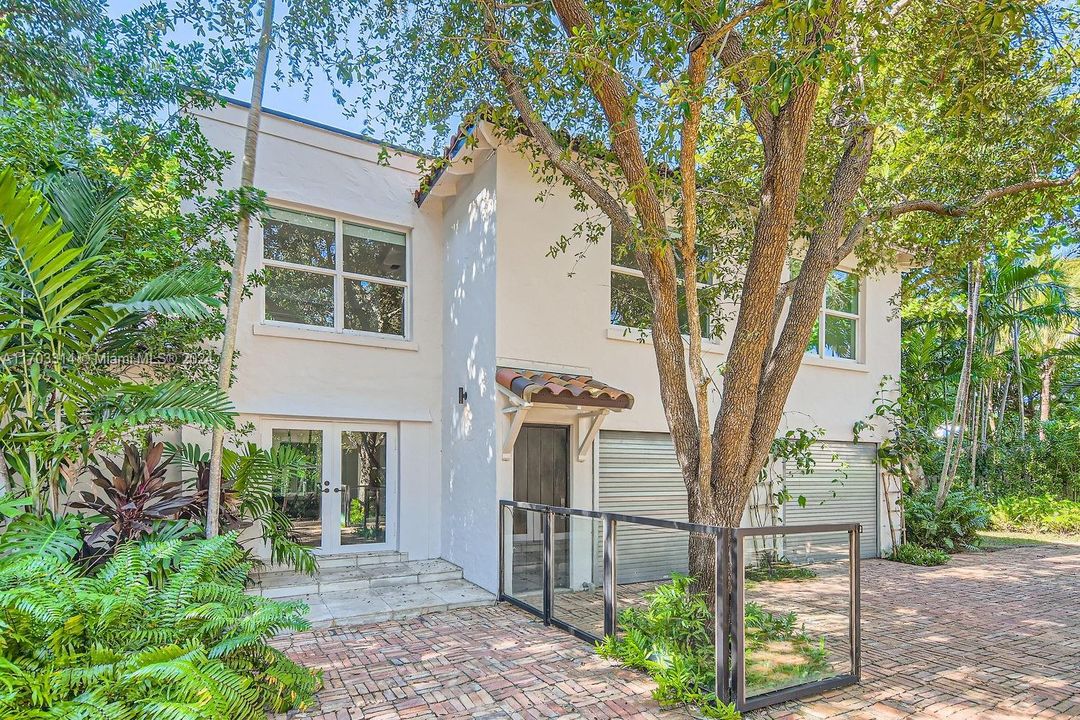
left=597, top=431, right=689, bottom=583
left=782, top=441, right=879, bottom=560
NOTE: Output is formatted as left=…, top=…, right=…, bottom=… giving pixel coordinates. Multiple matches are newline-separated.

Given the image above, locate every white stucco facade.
left=194, top=104, right=902, bottom=593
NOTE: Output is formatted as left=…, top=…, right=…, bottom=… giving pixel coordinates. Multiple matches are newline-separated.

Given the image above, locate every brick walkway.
left=272, top=544, right=1080, bottom=719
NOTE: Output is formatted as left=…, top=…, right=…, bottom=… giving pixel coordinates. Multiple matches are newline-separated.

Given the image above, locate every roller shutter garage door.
left=598, top=431, right=689, bottom=583
left=782, top=441, right=879, bottom=561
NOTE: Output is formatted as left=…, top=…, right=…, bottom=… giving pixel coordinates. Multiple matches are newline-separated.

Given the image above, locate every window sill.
left=606, top=326, right=728, bottom=355
left=252, top=322, right=419, bottom=351
left=802, top=354, right=870, bottom=373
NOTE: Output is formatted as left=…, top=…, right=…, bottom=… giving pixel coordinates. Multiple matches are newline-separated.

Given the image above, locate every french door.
left=264, top=420, right=398, bottom=553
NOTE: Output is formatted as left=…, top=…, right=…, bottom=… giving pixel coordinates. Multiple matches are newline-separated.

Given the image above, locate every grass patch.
left=978, top=530, right=1080, bottom=550
left=886, top=543, right=949, bottom=566
left=745, top=556, right=818, bottom=582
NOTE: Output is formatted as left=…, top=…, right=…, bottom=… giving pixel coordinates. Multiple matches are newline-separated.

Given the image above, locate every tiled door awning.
left=496, top=367, right=635, bottom=410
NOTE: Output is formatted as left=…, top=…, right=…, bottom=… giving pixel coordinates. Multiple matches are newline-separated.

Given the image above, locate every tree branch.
left=838, top=167, right=1080, bottom=261
left=716, top=30, right=776, bottom=153
left=478, top=2, right=633, bottom=236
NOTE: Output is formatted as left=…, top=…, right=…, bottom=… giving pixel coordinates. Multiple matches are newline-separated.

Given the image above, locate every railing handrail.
left=499, top=498, right=860, bottom=538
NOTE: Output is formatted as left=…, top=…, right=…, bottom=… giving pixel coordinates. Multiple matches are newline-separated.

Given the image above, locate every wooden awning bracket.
left=578, top=410, right=610, bottom=462
left=498, top=385, right=531, bottom=460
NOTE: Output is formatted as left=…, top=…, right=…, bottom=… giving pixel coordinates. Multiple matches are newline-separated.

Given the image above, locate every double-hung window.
left=807, top=269, right=860, bottom=361
left=610, top=231, right=713, bottom=337
left=261, top=207, right=408, bottom=337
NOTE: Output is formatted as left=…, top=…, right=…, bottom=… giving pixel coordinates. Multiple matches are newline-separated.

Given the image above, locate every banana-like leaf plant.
left=173, top=441, right=318, bottom=576
left=0, top=169, right=235, bottom=514
left=71, top=435, right=199, bottom=551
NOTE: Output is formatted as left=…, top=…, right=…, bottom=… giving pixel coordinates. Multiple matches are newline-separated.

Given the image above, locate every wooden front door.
left=512, top=424, right=571, bottom=591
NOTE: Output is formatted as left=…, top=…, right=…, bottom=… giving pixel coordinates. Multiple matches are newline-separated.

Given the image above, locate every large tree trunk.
left=207, top=0, right=275, bottom=537
left=1039, top=357, right=1054, bottom=441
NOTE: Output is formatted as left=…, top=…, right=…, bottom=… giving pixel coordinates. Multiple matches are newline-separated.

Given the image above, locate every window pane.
left=823, top=315, right=856, bottom=359
left=265, top=267, right=333, bottom=327
left=610, top=271, right=651, bottom=328
left=343, top=222, right=406, bottom=281
left=611, top=272, right=712, bottom=336
left=344, top=279, right=405, bottom=335
left=806, top=320, right=820, bottom=355
left=271, top=429, right=323, bottom=548
left=340, top=431, right=387, bottom=545
left=825, top=270, right=859, bottom=314
left=263, top=208, right=336, bottom=269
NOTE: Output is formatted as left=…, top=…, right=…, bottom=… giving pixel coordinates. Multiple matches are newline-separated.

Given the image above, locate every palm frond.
left=111, top=264, right=223, bottom=320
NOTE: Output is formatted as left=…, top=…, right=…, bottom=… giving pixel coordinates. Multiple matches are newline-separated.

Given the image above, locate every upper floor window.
left=262, top=207, right=408, bottom=337
left=610, top=232, right=712, bottom=337
left=807, top=270, right=860, bottom=361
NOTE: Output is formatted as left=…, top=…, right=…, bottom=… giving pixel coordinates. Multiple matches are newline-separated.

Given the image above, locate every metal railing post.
left=850, top=525, right=862, bottom=679
left=602, top=516, right=617, bottom=637
left=542, top=510, right=553, bottom=624
left=498, top=503, right=505, bottom=600
left=714, top=531, right=730, bottom=703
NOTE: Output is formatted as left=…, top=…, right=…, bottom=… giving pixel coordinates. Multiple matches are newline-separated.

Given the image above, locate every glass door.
left=270, top=426, right=327, bottom=549
left=334, top=426, right=396, bottom=550
left=266, top=421, right=397, bottom=553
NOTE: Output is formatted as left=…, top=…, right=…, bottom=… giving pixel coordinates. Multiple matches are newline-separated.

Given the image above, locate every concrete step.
left=257, top=550, right=408, bottom=578
left=249, top=558, right=463, bottom=599
left=276, top=577, right=495, bottom=630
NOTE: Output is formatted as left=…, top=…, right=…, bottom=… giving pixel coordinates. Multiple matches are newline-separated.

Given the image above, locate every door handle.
left=332, top=487, right=341, bottom=493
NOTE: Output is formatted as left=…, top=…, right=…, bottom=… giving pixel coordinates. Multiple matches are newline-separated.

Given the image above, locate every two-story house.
left=193, top=101, right=900, bottom=612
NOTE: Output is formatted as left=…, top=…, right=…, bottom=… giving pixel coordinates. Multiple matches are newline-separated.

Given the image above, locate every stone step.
left=249, top=558, right=463, bottom=599
left=257, top=550, right=408, bottom=578
left=291, top=578, right=496, bottom=629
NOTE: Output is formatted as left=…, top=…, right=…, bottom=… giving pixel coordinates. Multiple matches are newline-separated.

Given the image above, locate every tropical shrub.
left=0, top=516, right=319, bottom=718
left=0, top=169, right=233, bottom=514
left=71, top=436, right=198, bottom=551
left=887, top=543, right=950, bottom=566
left=597, top=574, right=830, bottom=718
left=904, top=488, right=989, bottom=551
left=988, top=495, right=1080, bottom=534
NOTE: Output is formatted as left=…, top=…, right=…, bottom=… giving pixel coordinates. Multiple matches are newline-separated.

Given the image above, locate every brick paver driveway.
left=273, top=544, right=1080, bottom=719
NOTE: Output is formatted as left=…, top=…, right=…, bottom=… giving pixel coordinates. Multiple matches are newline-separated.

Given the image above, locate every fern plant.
left=0, top=521, right=319, bottom=719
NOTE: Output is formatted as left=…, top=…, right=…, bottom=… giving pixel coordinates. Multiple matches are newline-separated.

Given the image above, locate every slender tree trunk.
left=1012, top=317, right=1025, bottom=441
left=938, top=261, right=981, bottom=509
left=1039, top=357, right=1054, bottom=441
left=207, top=0, right=275, bottom=538
left=997, top=370, right=1012, bottom=431
left=902, top=450, right=928, bottom=492
left=969, top=383, right=980, bottom=484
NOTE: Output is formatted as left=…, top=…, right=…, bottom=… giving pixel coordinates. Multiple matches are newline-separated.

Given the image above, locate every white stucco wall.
left=439, top=153, right=500, bottom=590
left=193, top=104, right=443, bottom=561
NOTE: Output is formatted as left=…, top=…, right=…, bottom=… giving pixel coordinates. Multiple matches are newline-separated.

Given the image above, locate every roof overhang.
left=496, top=367, right=634, bottom=410
left=496, top=366, right=634, bottom=461
left=414, top=120, right=501, bottom=209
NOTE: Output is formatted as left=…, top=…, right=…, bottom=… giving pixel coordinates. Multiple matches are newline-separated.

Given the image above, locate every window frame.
left=258, top=202, right=411, bottom=340
left=807, top=269, right=862, bottom=362
left=609, top=232, right=714, bottom=339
